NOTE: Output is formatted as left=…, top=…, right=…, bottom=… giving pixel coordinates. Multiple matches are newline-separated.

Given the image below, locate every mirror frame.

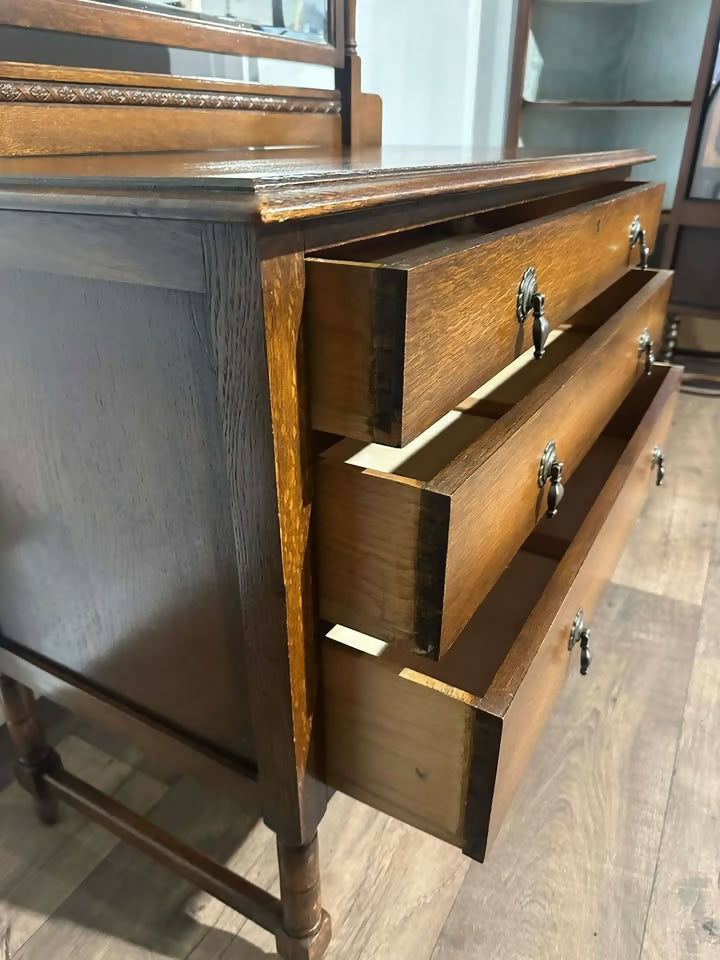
left=0, top=0, right=345, bottom=68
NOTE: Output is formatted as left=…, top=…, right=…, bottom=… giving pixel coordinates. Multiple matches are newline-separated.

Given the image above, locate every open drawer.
left=317, top=269, right=672, bottom=658
left=322, top=364, right=682, bottom=862
left=306, top=179, right=664, bottom=445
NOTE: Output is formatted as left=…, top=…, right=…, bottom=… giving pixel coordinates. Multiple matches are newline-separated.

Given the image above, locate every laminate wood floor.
left=1, top=390, right=718, bottom=960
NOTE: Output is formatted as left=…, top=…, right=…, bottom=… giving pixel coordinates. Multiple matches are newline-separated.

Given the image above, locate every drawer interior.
left=323, top=365, right=679, bottom=857
left=326, top=364, right=669, bottom=700
left=309, top=181, right=645, bottom=265
left=322, top=269, right=661, bottom=489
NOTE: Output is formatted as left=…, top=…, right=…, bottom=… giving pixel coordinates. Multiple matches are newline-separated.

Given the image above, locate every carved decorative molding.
left=0, top=80, right=341, bottom=113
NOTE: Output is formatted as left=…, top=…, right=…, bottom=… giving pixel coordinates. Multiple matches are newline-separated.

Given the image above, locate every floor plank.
left=0, top=736, right=166, bottom=957
left=613, top=392, right=720, bottom=604
left=431, top=586, right=700, bottom=960
left=639, top=520, right=720, bottom=960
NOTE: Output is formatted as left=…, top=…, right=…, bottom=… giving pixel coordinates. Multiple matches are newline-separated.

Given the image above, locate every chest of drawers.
left=0, top=145, right=680, bottom=958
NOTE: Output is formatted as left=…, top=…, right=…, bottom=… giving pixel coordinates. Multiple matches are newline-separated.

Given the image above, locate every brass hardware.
left=569, top=609, right=592, bottom=676
left=629, top=215, right=650, bottom=269
left=638, top=327, right=655, bottom=375
left=538, top=439, right=565, bottom=518
left=517, top=266, right=550, bottom=358
left=651, top=445, right=665, bottom=486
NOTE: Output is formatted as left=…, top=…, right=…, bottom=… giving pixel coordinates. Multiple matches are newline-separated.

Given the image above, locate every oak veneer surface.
left=317, top=270, right=671, bottom=656
left=0, top=146, right=654, bottom=222
left=0, top=267, right=254, bottom=764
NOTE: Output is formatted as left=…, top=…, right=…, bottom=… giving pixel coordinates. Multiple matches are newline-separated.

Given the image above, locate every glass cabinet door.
left=690, top=38, right=720, bottom=199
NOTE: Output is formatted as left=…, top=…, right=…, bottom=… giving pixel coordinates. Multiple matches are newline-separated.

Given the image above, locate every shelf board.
left=523, top=99, right=693, bottom=110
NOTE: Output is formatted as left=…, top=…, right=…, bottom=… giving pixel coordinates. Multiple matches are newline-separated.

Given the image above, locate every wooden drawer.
left=322, top=364, right=681, bottom=862
left=317, top=269, right=672, bottom=658
left=307, top=180, right=664, bottom=445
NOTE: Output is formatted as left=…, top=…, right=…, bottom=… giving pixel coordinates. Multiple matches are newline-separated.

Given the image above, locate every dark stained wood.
left=316, top=270, right=672, bottom=656
left=322, top=365, right=682, bottom=863
left=307, top=181, right=663, bottom=443
left=0, top=209, right=205, bottom=290
left=201, top=224, right=326, bottom=846
left=0, top=146, right=655, bottom=223
left=0, top=0, right=346, bottom=67
left=0, top=673, right=61, bottom=824
left=0, top=265, right=255, bottom=763
left=44, top=765, right=284, bottom=932
left=276, top=836, right=332, bottom=959
left=0, top=103, right=341, bottom=158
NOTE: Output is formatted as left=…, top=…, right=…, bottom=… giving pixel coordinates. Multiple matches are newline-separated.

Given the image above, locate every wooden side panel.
left=0, top=267, right=255, bottom=762
left=0, top=104, right=341, bottom=158
left=467, top=366, right=682, bottom=860
left=438, top=271, right=672, bottom=652
left=322, top=641, right=471, bottom=845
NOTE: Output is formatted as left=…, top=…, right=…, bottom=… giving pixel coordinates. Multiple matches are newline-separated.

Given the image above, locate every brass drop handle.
left=538, top=439, right=565, bottom=518
left=638, top=328, right=655, bottom=375
left=651, top=445, right=665, bottom=486
left=629, top=215, right=650, bottom=269
left=517, top=266, right=550, bottom=359
left=569, top=609, right=592, bottom=676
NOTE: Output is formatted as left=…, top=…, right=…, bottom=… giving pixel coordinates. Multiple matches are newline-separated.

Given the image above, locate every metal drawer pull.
left=638, top=328, right=655, bottom=375
left=538, top=439, right=565, bottom=518
left=651, top=445, right=665, bottom=486
left=569, top=609, right=592, bottom=676
left=629, top=215, right=650, bottom=269
left=517, top=266, right=550, bottom=359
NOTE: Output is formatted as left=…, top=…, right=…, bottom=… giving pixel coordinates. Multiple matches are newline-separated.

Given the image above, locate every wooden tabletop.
left=0, top=146, right=654, bottom=222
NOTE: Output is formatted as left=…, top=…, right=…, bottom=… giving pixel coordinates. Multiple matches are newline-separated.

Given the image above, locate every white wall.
left=357, top=0, right=517, bottom=147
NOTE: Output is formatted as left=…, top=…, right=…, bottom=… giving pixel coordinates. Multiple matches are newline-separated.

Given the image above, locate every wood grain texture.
left=0, top=104, right=341, bottom=158
left=0, top=643, right=257, bottom=795
left=0, top=268, right=254, bottom=763
left=202, top=224, right=326, bottom=844
left=639, top=519, right=720, bottom=960
left=0, top=734, right=167, bottom=958
left=307, top=182, right=664, bottom=443
left=0, top=0, right=345, bottom=66
left=316, top=271, right=672, bottom=656
left=0, top=209, right=205, bottom=290
left=614, top=390, right=720, bottom=604
left=0, top=146, right=654, bottom=223
left=431, top=586, right=700, bottom=960
left=322, top=366, right=681, bottom=861
left=260, top=232, right=329, bottom=843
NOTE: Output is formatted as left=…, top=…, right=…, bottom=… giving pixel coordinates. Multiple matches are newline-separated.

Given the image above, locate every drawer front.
left=317, top=269, right=672, bottom=658
left=323, top=365, right=682, bottom=862
left=307, top=181, right=664, bottom=445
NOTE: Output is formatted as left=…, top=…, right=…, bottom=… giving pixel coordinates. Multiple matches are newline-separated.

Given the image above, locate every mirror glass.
left=690, top=37, right=720, bottom=199
left=96, top=0, right=330, bottom=44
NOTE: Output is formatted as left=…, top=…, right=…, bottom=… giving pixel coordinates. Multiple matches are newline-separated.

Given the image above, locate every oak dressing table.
left=0, top=4, right=679, bottom=957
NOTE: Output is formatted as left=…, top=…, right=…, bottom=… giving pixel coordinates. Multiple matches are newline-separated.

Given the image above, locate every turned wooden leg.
left=0, top=674, right=62, bottom=825
left=274, top=834, right=331, bottom=960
